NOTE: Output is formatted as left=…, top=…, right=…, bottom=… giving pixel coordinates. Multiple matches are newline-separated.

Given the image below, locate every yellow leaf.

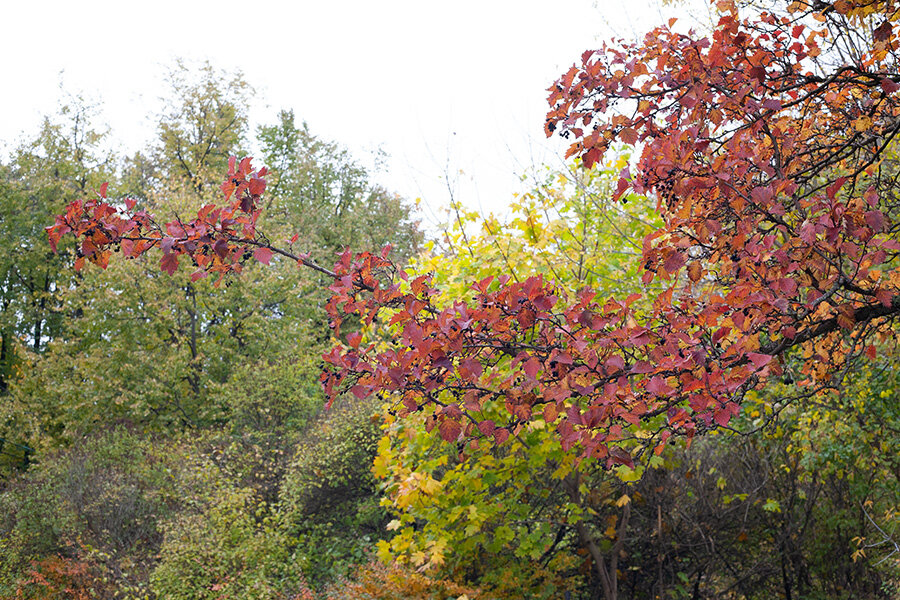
left=421, top=476, right=442, bottom=496
left=376, top=540, right=392, bottom=562
left=616, top=494, right=631, bottom=507
left=616, top=466, right=641, bottom=482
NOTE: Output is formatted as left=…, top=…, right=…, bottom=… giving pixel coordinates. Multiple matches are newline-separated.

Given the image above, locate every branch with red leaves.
left=48, top=150, right=899, bottom=466
left=49, top=3, right=900, bottom=466
left=322, top=1, right=900, bottom=464
left=47, top=156, right=340, bottom=285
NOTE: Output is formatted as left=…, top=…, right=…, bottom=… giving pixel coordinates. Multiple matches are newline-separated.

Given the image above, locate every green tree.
left=0, top=97, right=112, bottom=456
left=279, top=396, right=389, bottom=586
left=4, top=70, right=263, bottom=442
left=157, top=59, right=252, bottom=197
left=6, top=66, right=421, bottom=442
left=3, top=64, right=426, bottom=599
left=0, top=98, right=112, bottom=363
left=258, top=110, right=422, bottom=268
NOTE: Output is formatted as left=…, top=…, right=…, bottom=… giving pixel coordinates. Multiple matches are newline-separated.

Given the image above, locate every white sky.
left=3, top=0, right=709, bottom=227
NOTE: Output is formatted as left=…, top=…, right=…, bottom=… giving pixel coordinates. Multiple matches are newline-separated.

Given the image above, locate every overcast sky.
left=3, top=0, right=709, bottom=225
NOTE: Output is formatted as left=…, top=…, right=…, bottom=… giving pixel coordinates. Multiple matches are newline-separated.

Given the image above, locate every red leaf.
left=747, top=352, right=772, bottom=369
left=609, top=446, right=634, bottom=468
left=346, top=332, right=362, bottom=348
left=646, top=376, right=670, bottom=396
left=214, top=238, right=230, bottom=260
left=865, top=210, right=884, bottom=232
left=687, top=262, right=703, bottom=282
left=630, top=361, right=653, bottom=374
left=221, top=180, right=236, bottom=201
left=474, top=275, right=494, bottom=293
left=248, top=176, right=266, bottom=196
left=605, top=354, right=625, bottom=371
left=777, top=278, right=797, bottom=296
left=751, top=186, right=773, bottom=205
left=543, top=403, right=559, bottom=423
left=881, top=78, right=900, bottom=94
left=253, top=247, right=273, bottom=265
left=125, top=197, right=136, bottom=211
left=583, top=147, right=602, bottom=169
left=663, top=251, right=685, bottom=274
left=826, top=177, right=847, bottom=200
left=492, top=428, right=510, bottom=444
left=160, top=253, right=179, bottom=275
left=614, top=176, right=630, bottom=201
left=620, top=127, right=638, bottom=144
left=713, top=408, right=732, bottom=427
left=477, top=420, right=496, bottom=436
left=99, top=182, right=108, bottom=198
left=748, top=66, right=766, bottom=85
left=439, top=419, right=462, bottom=442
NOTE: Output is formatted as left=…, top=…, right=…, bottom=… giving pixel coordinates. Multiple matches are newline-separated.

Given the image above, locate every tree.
left=258, top=110, right=422, bottom=267
left=17, top=88, right=421, bottom=447
left=373, top=159, right=659, bottom=600
left=49, top=0, right=899, bottom=465
left=371, top=158, right=900, bottom=597
left=6, top=71, right=273, bottom=442
left=323, top=0, right=900, bottom=462
left=157, top=60, right=252, bottom=196
left=0, top=430, right=180, bottom=599
left=0, top=96, right=112, bottom=394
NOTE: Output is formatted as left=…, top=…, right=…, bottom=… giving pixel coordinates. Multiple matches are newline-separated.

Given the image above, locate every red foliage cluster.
left=48, top=157, right=280, bottom=285
left=49, top=1, right=900, bottom=465
left=322, top=3, right=900, bottom=462
left=15, top=555, right=103, bottom=600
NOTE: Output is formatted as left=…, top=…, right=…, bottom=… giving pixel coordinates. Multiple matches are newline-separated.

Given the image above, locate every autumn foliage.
left=48, top=0, right=900, bottom=467
left=13, top=555, right=106, bottom=600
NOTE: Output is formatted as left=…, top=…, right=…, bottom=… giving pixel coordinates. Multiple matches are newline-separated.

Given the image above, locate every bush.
left=321, top=560, right=482, bottom=600
left=280, top=396, right=389, bottom=586
left=150, top=485, right=310, bottom=600
left=0, top=428, right=177, bottom=598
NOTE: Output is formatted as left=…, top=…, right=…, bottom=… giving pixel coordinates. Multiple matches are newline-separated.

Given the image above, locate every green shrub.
left=280, top=396, right=389, bottom=586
